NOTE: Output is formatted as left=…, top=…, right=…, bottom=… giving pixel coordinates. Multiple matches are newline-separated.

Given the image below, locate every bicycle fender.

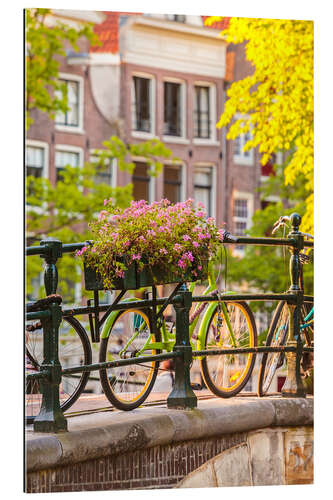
left=100, top=297, right=140, bottom=339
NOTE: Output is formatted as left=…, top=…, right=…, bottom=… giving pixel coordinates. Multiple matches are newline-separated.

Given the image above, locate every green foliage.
left=25, top=8, right=100, bottom=128
left=220, top=169, right=313, bottom=314
left=26, top=137, right=174, bottom=302
left=205, top=17, right=314, bottom=233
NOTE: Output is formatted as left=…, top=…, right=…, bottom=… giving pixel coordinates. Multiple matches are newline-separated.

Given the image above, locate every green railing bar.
left=60, top=293, right=298, bottom=319
left=26, top=310, right=52, bottom=320
left=26, top=235, right=313, bottom=259
left=62, top=242, right=88, bottom=254
left=61, top=350, right=181, bottom=375
left=191, top=293, right=298, bottom=304
left=193, top=346, right=300, bottom=357
left=27, top=344, right=314, bottom=382
left=26, top=371, right=49, bottom=380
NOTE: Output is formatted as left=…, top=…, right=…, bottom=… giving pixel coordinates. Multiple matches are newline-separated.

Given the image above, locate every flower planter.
left=84, top=259, right=208, bottom=291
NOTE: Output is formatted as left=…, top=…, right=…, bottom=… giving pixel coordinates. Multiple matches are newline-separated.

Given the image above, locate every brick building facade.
left=26, top=10, right=269, bottom=238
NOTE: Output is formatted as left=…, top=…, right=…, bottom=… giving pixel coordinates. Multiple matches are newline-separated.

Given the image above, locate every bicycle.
left=25, top=295, right=92, bottom=421
left=98, top=254, right=258, bottom=411
left=257, top=216, right=314, bottom=397
left=25, top=242, right=257, bottom=415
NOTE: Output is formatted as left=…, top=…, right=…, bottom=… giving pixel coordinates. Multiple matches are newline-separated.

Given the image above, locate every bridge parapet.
left=26, top=396, right=313, bottom=492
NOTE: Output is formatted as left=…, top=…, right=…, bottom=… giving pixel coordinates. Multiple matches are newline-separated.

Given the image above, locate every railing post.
left=281, top=213, right=306, bottom=398
left=167, top=285, right=197, bottom=409
left=33, top=239, right=68, bottom=432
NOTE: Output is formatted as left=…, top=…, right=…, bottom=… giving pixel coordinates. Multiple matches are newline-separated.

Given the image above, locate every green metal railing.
left=25, top=213, right=313, bottom=433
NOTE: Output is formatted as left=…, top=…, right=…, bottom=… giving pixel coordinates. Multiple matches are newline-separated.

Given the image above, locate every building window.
left=164, top=82, right=182, bottom=137
left=194, top=167, right=213, bottom=216
left=234, top=199, right=248, bottom=219
left=194, top=86, right=210, bottom=139
left=90, top=154, right=115, bottom=186
left=132, top=76, right=152, bottom=133
left=163, top=165, right=182, bottom=204
left=233, top=197, right=252, bottom=252
left=132, top=162, right=150, bottom=202
left=55, top=79, right=80, bottom=127
left=55, top=149, right=80, bottom=182
left=233, top=131, right=254, bottom=165
left=166, top=14, right=186, bottom=22
left=26, top=146, right=44, bottom=179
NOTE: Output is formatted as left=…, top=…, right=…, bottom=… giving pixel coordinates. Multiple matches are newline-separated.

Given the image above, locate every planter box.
left=84, top=259, right=208, bottom=291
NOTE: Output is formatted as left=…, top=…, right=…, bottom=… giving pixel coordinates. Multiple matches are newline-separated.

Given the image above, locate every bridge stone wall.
left=25, top=397, right=313, bottom=493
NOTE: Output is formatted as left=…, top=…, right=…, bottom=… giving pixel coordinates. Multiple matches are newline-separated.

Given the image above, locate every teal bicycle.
left=99, top=258, right=258, bottom=410
left=257, top=216, right=314, bottom=396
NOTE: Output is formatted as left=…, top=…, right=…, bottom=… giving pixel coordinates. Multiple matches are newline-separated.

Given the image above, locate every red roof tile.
left=91, top=11, right=141, bottom=53
left=201, top=16, right=230, bottom=31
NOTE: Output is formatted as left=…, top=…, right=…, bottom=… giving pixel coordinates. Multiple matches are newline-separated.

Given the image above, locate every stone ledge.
left=26, top=396, right=313, bottom=473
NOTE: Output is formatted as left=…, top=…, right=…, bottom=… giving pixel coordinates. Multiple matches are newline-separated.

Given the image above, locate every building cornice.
left=132, top=16, right=226, bottom=42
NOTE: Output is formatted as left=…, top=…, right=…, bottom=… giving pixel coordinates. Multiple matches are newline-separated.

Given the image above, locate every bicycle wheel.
left=200, top=301, right=257, bottom=398
left=257, top=301, right=314, bottom=396
left=25, top=315, right=92, bottom=420
left=257, top=301, right=288, bottom=397
left=99, top=309, right=160, bottom=410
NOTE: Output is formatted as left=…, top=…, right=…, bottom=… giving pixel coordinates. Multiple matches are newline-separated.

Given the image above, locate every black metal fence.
left=25, top=213, right=313, bottom=433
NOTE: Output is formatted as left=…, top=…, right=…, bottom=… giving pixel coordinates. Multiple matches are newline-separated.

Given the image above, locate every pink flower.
left=159, top=248, right=168, bottom=255
left=183, top=251, right=194, bottom=262
left=174, top=243, right=182, bottom=251
left=183, top=235, right=191, bottom=241
left=98, top=210, right=108, bottom=221
left=198, top=265, right=202, bottom=271
left=178, top=259, right=186, bottom=270
left=116, top=270, right=125, bottom=278
left=218, top=229, right=227, bottom=241
left=131, top=253, right=141, bottom=261
left=75, top=246, right=87, bottom=257
left=91, top=247, right=97, bottom=253
left=192, top=241, right=199, bottom=248
left=198, top=233, right=206, bottom=240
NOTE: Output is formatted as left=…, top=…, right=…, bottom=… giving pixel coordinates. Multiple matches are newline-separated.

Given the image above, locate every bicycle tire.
left=257, top=301, right=313, bottom=396
left=99, top=308, right=160, bottom=411
left=200, top=301, right=257, bottom=398
left=25, top=315, right=92, bottom=419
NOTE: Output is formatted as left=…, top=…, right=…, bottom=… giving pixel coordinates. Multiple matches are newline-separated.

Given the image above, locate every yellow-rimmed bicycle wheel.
left=99, top=309, right=160, bottom=410
left=200, top=302, right=257, bottom=397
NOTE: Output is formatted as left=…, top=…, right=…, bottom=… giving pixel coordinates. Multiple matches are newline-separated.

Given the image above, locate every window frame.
left=232, top=191, right=254, bottom=255
left=131, top=157, right=156, bottom=203
left=232, top=114, right=254, bottom=166
left=89, top=150, right=117, bottom=189
left=25, top=140, right=49, bottom=179
left=55, top=145, right=84, bottom=184
left=163, top=161, right=186, bottom=204
left=193, top=163, right=216, bottom=219
left=131, top=72, right=156, bottom=139
left=162, top=78, right=187, bottom=144
left=130, top=71, right=156, bottom=139
left=55, top=73, right=84, bottom=134
left=193, top=82, right=217, bottom=144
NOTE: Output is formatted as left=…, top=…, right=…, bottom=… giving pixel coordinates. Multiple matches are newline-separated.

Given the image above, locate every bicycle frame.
left=99, top=258, right=240, bottom=359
